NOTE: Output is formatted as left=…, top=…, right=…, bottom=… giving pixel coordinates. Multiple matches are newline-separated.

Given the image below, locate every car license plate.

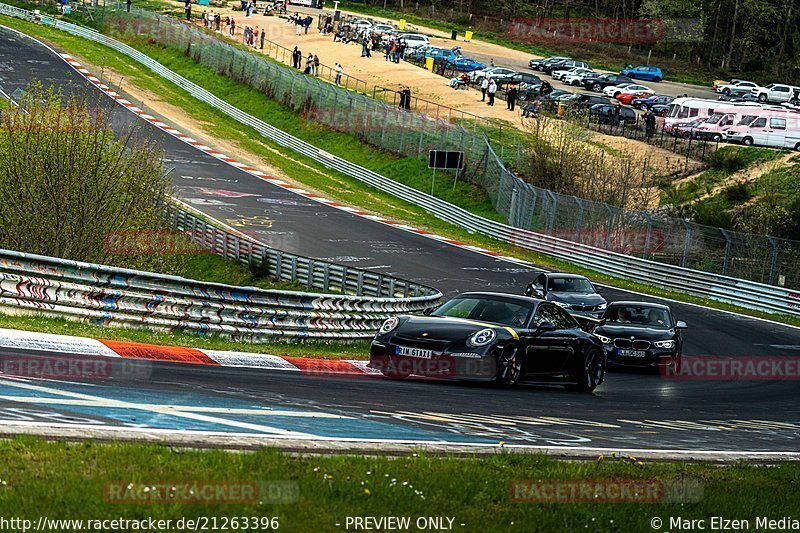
left=618, top=349, right=646, bottom=358
left=395, top=346, right=433, bottom=359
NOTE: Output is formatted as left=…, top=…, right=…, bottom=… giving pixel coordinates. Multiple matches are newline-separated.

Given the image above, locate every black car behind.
left=592, top=301, right=687, bottom=370
left=583, top=73, right=633, bottom=92
left=589, top=104, right=638, bottom=126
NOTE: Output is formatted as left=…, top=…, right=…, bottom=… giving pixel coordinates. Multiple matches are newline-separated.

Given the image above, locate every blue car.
left=620, top=65, right=664, bottom=83
left=446, top=56, right=485, bottom=72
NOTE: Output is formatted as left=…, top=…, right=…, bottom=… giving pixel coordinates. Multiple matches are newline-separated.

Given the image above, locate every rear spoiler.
left=570, top=314, right=601, bottom=332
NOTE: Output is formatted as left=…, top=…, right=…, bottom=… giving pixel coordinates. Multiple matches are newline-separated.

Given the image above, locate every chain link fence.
left=96, top=8, right=800, bottom=288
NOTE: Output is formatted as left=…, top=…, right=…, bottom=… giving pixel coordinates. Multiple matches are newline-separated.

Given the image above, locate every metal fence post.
left=768, top=236, right=779, bottom=285
left=680, top=219, right=692, bottom=268
left=604, top=203, right=614, bottom=249
left=574, top=197, right=585, bottom=242
left=509, top=188, right=518, bottom=226
left=720, top=229, right=732, bottom=275
left=642, top=213, right=653, bottom=259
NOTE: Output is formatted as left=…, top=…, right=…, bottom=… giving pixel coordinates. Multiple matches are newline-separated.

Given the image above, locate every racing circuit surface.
left=1, top=25, right=800, bottom=454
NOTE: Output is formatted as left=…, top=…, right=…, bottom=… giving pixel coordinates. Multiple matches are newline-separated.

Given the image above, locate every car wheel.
left=723, top=88, right=731, bottom=95
left=758, top=94, right=767, bottom=102
left=653, top=77, right=662, bottom=83
left=794, top=142, right=800, bottom=151
left=712, top=133, right=722, bottom=142
left=568, top=348, right=605, bottom=392
left=381, top=369, right=410, bottom=379
left=495, top=345, right=522, bottom=386
left=742, top=136, right=754, bottom=146
left=592, top=83, right=602, bottom=92
left=682, top=131, right=692, bottom=139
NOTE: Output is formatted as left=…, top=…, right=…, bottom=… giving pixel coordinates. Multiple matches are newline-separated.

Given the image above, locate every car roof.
left=542, top=273, right=589, bottom=279
left=608, top=301, right=671, bottom=310
left=455, top=292, right=542, bottom=304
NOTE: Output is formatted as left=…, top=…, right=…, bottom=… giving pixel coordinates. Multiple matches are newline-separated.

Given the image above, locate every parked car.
left=369, top=292, right=606, bottom=390
left=592, top=302, right=686, bottom=370
left=468, top=66, right=518, bottom=84
left=716, top=80, right=759, bottom=95
left=502, top=72, right=541, bottom=87
left=413, top=45, right=445, bottom=61
left=631, top=94, right=674, bottom=112
left=589, top=104, right=638, bottom=126
left=750, top=83, right=800, bottom=104
left=397, top=33, right=430, bottom=53
left=603, top=83, right=654, bottom=99
left=372, top=23, right=395, bottom=35
left=692, top=105, right=763, bottom=142
left=556, top=67, right=593, bottom=83
left=524, top=273, right=607, bottom=318
left=350, top=19, right=373, bottom=30
left=567, top=93, right=614, bottom=110
left=447, top=56, right=485, bottom=72
left=544, top=59, right=589, bottom=75
left=712, top=78, right=747, bottom=90
left=529, top=56, right=570, bottom=71
left=723, top=108, right=800, bottom=149
left=615, top=87, right=657, bottom=105
left=583, top=73, right=633, bottom=92
left=663, top=97, right=721, bottom=131
left=620, top=65, right=664, bottom=82
left=717, top=93, right=761, bottom=103
left=669, top=118, right=707, bottom=139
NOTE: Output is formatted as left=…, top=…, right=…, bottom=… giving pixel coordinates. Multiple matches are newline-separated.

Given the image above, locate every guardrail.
left=3, top=4, right=798, bottom=319
left=0, top=205, right=441, bottom=341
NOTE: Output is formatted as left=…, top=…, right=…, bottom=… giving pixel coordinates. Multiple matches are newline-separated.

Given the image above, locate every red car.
left=615, top=91, right=652, bottom=105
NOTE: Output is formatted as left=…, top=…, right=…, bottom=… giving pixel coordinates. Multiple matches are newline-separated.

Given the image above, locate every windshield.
left=738, top=115, right=758, bottom=126
left=705, top=113, right=724, bottom=124
left=604, top=305, right=672, bottom=328
left=432, top=296, right=533, bottom=328
left=547, top=277, right=595, bottom=293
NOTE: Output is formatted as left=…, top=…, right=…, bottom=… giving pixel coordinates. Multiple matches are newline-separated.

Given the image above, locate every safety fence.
left=3, top=4, right=800, bottom=313
left=0, top=205, right=441, bottom=341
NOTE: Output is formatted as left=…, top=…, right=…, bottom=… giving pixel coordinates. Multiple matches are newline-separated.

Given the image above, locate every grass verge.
left=1, top=14, right=798, bottom=329
left=0, top=437, right=799, bottom=529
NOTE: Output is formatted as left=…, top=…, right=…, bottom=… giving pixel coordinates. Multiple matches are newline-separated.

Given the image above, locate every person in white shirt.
left=480, top=77, right=488, bottom=101
left=487, top=78, right=497, bottom=106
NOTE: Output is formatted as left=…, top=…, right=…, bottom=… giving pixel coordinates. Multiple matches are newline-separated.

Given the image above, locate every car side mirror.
left=537, top=321, right=557, bottom=333
left=675, top=321, right=688, bottom=329
left=594, top=285, right=604, bottom=293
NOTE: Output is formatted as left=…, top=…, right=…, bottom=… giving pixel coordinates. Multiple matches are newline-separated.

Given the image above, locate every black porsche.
left=592, top=301, right=687, bottom=370
left=369, top=292, right=606, bottom=391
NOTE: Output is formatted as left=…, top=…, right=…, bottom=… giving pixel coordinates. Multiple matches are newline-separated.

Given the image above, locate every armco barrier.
left=1, top=5, right=798, bottom=319
left=0, top=206, right=441, bottom=341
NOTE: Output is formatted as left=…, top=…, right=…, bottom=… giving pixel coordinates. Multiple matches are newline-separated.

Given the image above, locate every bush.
left=0, top=82, right=177, bottom=271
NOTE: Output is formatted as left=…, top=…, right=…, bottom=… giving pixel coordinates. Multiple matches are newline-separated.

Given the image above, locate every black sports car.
left=592, top=301, right=687, bottom=370
left=583, top=73, right=633, bottom=92
left=369, top=292, right=606, bottom=391
left=524, top=273, right=607, bottom=318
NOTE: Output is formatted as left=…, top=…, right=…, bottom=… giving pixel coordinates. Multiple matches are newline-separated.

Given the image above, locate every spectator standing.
left=304, top=16, right=313, bottom=34
left=644, top=109, right=656, bottom=139
left=334, top=62, right=343, bottom=86
left=480, top=77, right=488, bottom=101
left=215, top=13, right=221, bottom=31
left=184, top=2, right=191, bottom=21
left=292, top=46, right=301, bottom=69
left=398, top=86, right=406, bottom=110
left=202, top=10, right=208, bottom=27
left=403, top=87, right=412, bottom=110
left=260, top=28, right=265, bottom=49
left=126, top=0, right=131, bottom=13
left=230, top=18, right=236, bottom=36
left=208, top=11, right=215, bottom=31
left=487, top=78, right=497, bottom=106
left=306, top=53, right=314, bottom=75
left=313, top=54, right=320, bottom=75
left=295, top=17, right=303, bottom=35
left=507, top=85, right=518, bottom=111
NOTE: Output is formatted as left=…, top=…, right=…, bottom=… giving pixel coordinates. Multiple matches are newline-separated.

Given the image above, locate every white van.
left=723, top=108, right=800, bottom=149
left=663, top=98, right=721, bottom=133
left=692, top=104, right=765, bottom=142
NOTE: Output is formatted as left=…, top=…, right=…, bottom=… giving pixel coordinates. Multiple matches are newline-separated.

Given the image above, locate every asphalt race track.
left=1, top=25, right=799, bottom=453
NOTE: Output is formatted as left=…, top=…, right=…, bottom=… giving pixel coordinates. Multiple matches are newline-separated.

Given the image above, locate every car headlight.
left=467, top=328, right=496, bottom=347
left=553, top=301, right=570, bottom=308
left=654, top=340, right=675, bottom=349
left=378, top=317, right=399, bottom=335
left=597, top=303, right=607, bottom=310
left=595, top=334, right=611, bottom=344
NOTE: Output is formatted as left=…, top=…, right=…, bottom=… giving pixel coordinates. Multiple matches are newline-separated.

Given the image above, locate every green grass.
left=1, top=437, right=799, bottom=530
left=0, top=312, right=371, bottom=359
left=1, top=15, right=799, bottom=330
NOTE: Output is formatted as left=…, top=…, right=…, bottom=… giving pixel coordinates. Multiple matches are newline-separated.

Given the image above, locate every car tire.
left=723, top=88, right=731, bottom=95
left=758, top=94, right=767, bottom=102
left=567, top=348, right=605, bottom=392
left=381, top=369, right=410, bottom=379
left=653, top=77, right=662, bottom=83
left=794, top=142, right=800, bottom=151
left=592, top=83, right=602, bottom=92
left=712, top=134, right=722, bottom=143
left=495, top=345, right=523, bottom=386
left=742, top=136, right=754, bottom=146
